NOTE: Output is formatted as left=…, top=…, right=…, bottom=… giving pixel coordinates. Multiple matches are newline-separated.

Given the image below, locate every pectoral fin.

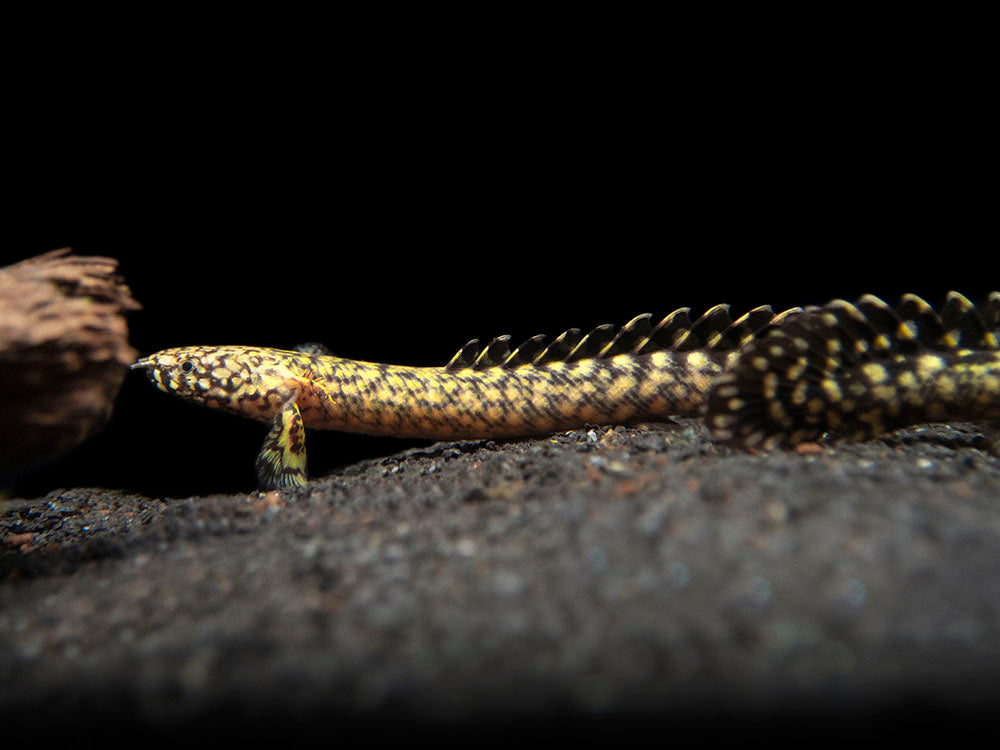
left=255, top=399, right=308, bottom=489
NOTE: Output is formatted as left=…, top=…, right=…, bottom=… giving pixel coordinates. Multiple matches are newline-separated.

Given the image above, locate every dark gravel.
left=3, top=419, right=1000, bottom=740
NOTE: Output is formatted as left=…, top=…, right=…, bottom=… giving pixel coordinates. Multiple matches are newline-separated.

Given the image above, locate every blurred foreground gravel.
left=2, top=419, right=1000, bottom=740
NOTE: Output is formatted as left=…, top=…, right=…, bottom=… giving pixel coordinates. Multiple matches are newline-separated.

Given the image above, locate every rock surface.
left=2, top=420, right=999, bottom=739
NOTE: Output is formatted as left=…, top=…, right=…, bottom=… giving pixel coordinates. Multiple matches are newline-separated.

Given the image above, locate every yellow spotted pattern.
left=706, top=292, right=1000, bottom=450
left=132, top=303, right=790, bottom=489
left=135, top=345, right=736, bottom=441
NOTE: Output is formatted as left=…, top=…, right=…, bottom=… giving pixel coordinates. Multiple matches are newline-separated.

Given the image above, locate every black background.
left=5, top=34, right=995, bottom=497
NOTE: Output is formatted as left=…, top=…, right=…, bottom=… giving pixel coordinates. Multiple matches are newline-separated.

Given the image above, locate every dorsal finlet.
left=565, top=324, right=615, bottom=363
left=295, top=342, right=334, bottom=356
left=444, top=339, right=481, bottom=371
left=535, top=328, right=583, bottom=365
left=673, top=304, right=731, bottom=352
left=983, top=292, right=1000, bottom=330
left=502, top=334, right=547, bottom=368
left=472, top=335, right=511, bottom=370
left=777, top=291, right=1000, bottom=361
left=597, top=313, right=654, bottom=358
left=441, top=304, right=791, bottom=371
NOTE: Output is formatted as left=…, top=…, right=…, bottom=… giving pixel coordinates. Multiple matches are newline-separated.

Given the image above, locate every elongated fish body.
left=707, top=292, right=1000, bottom=450
left=134, top=292, right=1000, bottom=489
left=137, top=347, right=717, bottom=438
left=132, top=304, right=792, bottom=489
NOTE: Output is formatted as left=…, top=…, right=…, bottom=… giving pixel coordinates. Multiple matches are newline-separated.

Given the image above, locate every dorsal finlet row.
left=443, top=303, right=793, bottom=372
left=767, top=291, right=1000, bottom=358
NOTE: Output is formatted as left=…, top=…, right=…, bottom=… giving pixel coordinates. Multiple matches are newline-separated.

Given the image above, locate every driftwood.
left=0, top=248, right=140, bottom=484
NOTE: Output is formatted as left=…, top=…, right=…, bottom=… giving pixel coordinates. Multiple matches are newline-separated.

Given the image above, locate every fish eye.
left=180, top=360, right=195, bottom=373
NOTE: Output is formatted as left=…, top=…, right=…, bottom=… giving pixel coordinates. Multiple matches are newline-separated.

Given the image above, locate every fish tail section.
left=707, top=292, right=1000, bottom=449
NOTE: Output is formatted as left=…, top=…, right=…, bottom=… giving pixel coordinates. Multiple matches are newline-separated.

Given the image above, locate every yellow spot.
left=873, top=384, right=896, bottom=402
left=917, top=355, right=945, bottom=379
left=727, top=397, right=744, bottom=411
left=786, top=357, right=808, bottom=381
left=504, top=386, right=524, bottom=403
left=897, top=370, right=917, bottom=388
left=611, top=374, right=636, bottom=397
left=872, top=385, right=899, bottom=411
left=715, top=383, right=738, bottom=399
left=934, top=375, right=956, bottom=398
left=763, top=373, right=779, bottom=399
left=639, top=379, right=659, bottom=399
left=645, top=396, right=667, bottom=413
left=689, top=369, right=713, bottom=394
left=821, top=378, right=842, bottom=402
left=862, top=363, right=888, bottom=384
left=714, top=413, right=736, bottom=427
left=650, top=351, right=669, bottom=369
left=686, top=351, right=709, bottom=369
left=791, top=380, right=809, bottom=405
left=752, top=356, right=769, bottom=372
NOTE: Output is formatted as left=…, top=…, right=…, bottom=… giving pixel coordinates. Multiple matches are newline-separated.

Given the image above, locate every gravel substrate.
left=3, top=419, right=1000, bottom=740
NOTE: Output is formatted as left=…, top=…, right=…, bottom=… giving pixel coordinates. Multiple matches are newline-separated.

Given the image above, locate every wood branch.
left=0, top=248, right=141, bottom=483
